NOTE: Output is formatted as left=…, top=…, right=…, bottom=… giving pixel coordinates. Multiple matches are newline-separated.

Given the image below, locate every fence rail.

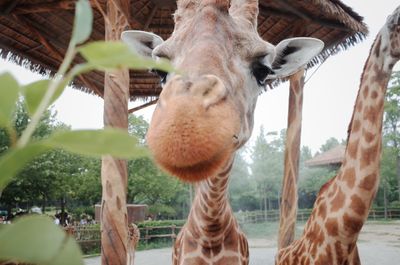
left=65, top=208, right=400, bottom=254
left=236, top=208, right=400, bottom=224
left=141, top=225, right=182, bottom=244
left=65, top=224, right=182, bottom=253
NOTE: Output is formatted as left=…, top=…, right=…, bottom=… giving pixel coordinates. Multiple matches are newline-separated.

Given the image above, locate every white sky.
left=0, top=1, right=399, bottom=154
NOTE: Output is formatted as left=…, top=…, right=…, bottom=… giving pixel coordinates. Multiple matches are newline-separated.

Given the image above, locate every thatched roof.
left=305, top=145, right=345, bottom=167
left=0, top=0, right=368, bottom=101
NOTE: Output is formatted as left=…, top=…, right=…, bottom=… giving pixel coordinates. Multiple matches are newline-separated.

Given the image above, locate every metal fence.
left=236, top=208, right=400, bottom=224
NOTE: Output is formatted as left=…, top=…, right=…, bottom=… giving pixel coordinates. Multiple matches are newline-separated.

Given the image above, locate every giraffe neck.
left=339, top=33, right=395, bottom=222
left=186, top=156, right=236, bottom=245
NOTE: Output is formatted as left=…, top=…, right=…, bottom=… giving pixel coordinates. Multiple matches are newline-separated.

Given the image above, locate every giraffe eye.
left=151, top=69, right=168, bottom=85
left=251, top=61, right=274, bottom=87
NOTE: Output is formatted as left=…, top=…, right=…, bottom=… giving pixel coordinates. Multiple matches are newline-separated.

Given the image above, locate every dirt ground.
left=85, top=221, right=400, bottom=265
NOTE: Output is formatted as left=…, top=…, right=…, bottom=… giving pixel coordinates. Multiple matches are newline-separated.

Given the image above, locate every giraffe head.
left=123, top=0, right=323, bottom=182
left=381, top=6, right=400, bottom=69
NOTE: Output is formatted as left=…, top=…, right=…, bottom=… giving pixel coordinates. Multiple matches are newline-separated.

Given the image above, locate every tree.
left=250, top=127, right=285, bottom=211
left=126, top=114, right=189, bottom=219
left=383, top=71, right=400, bottom=202
left=229, top=148, right=258, bottom=211
left=319, top=137, right=340, bottom=153
left=298, top=139, right=338, bottom=209
left=0, top=102, right=61, bottom=212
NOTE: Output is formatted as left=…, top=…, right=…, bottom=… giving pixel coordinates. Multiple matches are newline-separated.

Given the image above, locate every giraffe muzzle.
left=146, top=75, right=240, bottom=182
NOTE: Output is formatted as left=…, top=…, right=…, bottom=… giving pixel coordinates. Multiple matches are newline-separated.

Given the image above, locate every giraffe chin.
left=155, top=147, right=233, bottom=182
left=146, top=95, right=240, bottom=182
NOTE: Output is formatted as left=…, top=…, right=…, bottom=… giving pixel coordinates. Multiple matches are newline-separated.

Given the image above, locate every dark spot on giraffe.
left=326, top=218, right=339, bottom=236
left=343, top=213, right=363, bottom=236
left=335, top=241, right=345, bottom=264
left=363, top=85, right=369, bottom=99
left=106, top=180, right=113, bottom=197
left=184, top=236, right=197, bottom=252
left=201, top=246, right=211, bottom=258
left=347, top=139, right=359, bottom=159
left=327, top=244, right=333, bottom=261
left=356, top=100, right=363, bottom=112
left=348, top=242, right=356, bottom=254
left=211, top=244, right=222, bottom=256
left=204, top=223, right=222, bottom=234
left=371, top=90, right=378, bottom=99
left=373, top=35, right=382, bottom=57
left=318, top=203, right=327, bottom=220
left=331, top=187, right=346, bottom=212
left=343, top=167, right=356, bottom=189
left=315, top=253, right=329, bottom=265
left=359, top=173, right=377, bottom=191
left=363, top=105, right=378, bottom=123
left=352, top=119, right=361, bottom=133
left=362, top=129, right=376, bottom=143
left=116, top=196, right=122, bottom=210
left=306, top=223, right=324, bottom=253
left=360, top=143, right=380, bottom=169
left=224, top=229, right=238, bottom=251
left=350, top=194, right=367, bottom=216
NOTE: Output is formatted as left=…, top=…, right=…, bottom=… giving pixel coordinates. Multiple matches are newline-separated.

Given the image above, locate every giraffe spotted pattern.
left=121, top=1, right=400, bottom=265
left=276, top=6, right=400, bottom=265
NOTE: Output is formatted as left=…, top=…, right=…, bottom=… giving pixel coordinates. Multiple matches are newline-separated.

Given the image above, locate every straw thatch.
left=305, top=145, right=345, bottom=167
left=0, top=0, right=368, bottom=101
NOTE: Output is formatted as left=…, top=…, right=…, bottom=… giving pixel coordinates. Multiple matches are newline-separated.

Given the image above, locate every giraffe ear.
left=121, top=30, right=164, bottom=58
left=266, top=37, right=324, bottom=79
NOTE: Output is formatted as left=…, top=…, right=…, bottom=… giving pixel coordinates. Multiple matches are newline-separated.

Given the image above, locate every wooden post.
left=278, top=69, right=305, bottom=249
left=101, top=0, right=133, bottom=265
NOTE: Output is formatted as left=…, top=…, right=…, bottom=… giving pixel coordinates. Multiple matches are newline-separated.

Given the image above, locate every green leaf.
left=0, top=143, right=50, bottom=190
left=71, top=0, right=93, bottom=45
left=0, top=73, right=19, bottom=127
left=78, top=41, right=174, bottom=72
left=0, top=216, right=83, bottom=265
left=22, top=79, right=66, bottom=116
left=44, top=128, right=148, bottom=159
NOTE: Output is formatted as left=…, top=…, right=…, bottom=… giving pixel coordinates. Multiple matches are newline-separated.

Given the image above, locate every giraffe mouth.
left=146, top=94, right=240, bottom=182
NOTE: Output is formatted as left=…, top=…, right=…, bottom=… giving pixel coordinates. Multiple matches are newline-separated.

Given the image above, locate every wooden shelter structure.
left=305, top=145, right=346, bottom=167
left=0, top=0, right=368, bottom=264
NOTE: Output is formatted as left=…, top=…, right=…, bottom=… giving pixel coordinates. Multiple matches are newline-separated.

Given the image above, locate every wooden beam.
left=1, top=0, right=21, bottom=15
left=77, top=75, right=104, bottom=97
left=8, top=1, right=76, bottom=15
left=143, top=6, right=158, bottom=30
left=13, top=15, right=64, bottom=61
left=278, top=69, right=305, bottom=249
left=14, top=15, right=104, bottom=97
left=128, top=99, right=158, bottom=113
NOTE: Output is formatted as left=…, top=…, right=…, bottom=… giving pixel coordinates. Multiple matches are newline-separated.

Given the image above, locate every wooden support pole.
left=128, top=99, right=158, bottom=113
left=101, top=1, right=134, bottom=265
left=278, top=69, right=305, bottom=249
